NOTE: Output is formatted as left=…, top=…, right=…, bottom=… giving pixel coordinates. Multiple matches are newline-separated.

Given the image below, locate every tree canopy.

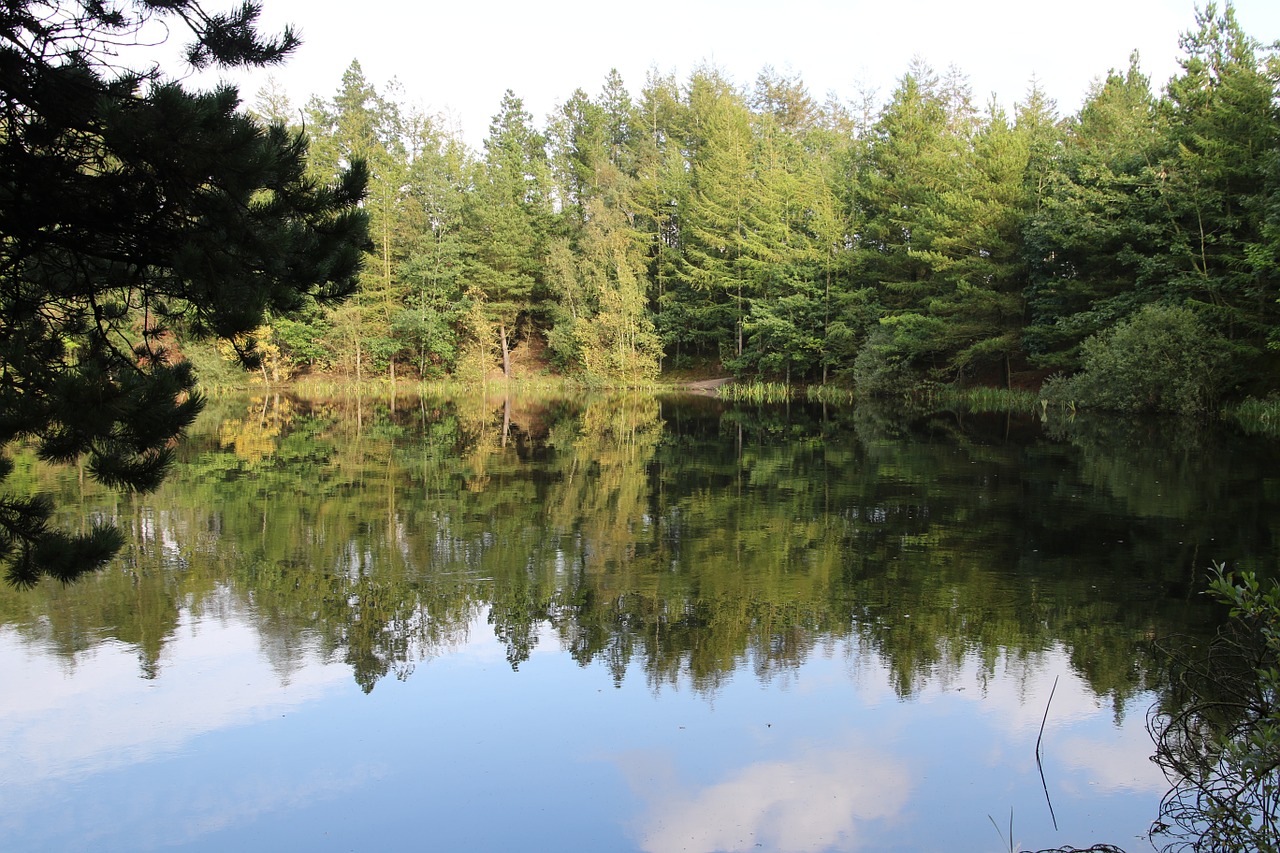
left=218, top=3, right=1276, bottom=412
left=0, top=0, right=369, bottom=584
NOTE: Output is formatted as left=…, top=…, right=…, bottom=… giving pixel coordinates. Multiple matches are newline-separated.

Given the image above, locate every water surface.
left=2, top=393, right=1274, bottom=852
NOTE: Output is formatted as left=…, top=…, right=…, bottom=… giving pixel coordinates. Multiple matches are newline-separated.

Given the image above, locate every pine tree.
left=679, top=72, right=755, bottom=362
left=851, top=63, right=971, bottom=387
left=0, top=0, right=369, bottom=584
left=307, top=61, right=409, bottom=380
left=398, top=122, right=472, bottom=377
left=736, top=70, right=832, bottom=383
left=1157, top=2, right=1279, bottom=366
left=545, top=72, right=660, bottom=381
left=630, top=70, right=689, bottom=368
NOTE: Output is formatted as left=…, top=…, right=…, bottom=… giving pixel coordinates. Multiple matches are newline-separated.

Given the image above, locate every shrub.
left=852, top=324, right=927, bottom=398
left=1043, top=304, right=1230, bottom=415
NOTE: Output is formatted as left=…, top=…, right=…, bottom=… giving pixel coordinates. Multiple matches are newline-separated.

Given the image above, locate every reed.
left=1226, top=396, right=1280, bottom=436
left=932, top=386, right=1041, bottom=414
left=805, top=384, right=856, bottom=405
left=286, top=372, right=679, bottom=397
left=715, top=381, right=793, bottom=403
left=193, top=378, right=250, bottom=396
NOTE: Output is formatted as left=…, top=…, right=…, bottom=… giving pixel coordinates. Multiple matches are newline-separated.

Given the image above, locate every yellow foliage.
left=217, top=395, right=295, bottom=465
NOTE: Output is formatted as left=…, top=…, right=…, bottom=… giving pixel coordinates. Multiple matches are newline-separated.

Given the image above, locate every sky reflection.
left=0, top=606, right=1168, bottom=853
left=625, top=737, right=912, bottom=853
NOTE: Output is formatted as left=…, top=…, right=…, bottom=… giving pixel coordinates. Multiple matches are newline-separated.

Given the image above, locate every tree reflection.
left=1149, top=567, right=1280, bottom=852
left=0, top=393, right=1269, bottom=711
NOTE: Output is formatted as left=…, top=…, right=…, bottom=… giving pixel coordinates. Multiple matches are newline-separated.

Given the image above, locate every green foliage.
left=9, top=3, right=1277, bottom=537
left=182, top=339, right=253, bottom=392
left=1229, top=396, right=1280, bottom=437
left=1158, top=4, right=1280, bottom=355
left=1151, top=564, right=1280, bottom=852
left=0, top=0, right=368, bottom=584
left=930, top=386, right=1041, bottom=414
left=1041, top=304, right=1230, bottom=414
left=544, top=81, right=662, bottom=383
left=851, top=322, right=931, bottom=398
left=1024, top=54, right=1162, bottom=370
left=715, top=382, right=792, bottom=403
left=201, top=6, right=1278, bottom=404
left=805, top=384, right=856, bottom=405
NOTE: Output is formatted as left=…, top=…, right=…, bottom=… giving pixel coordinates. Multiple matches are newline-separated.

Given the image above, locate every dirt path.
left=681, top=377, right=734, bottom=394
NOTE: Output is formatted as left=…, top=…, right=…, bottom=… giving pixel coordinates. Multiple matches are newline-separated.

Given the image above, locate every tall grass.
left=274, top=373, right=670, bottom=401
left=805, top=384, right=856, bottom=405
left=713, top=382, right=1040, bottom=411
left=716, top=382, right=792, bottom=403
left=931, top=386, right=1041, bottom=414
left=1227, top=397, right=1280, bottom=436
left=243, top=371, right=1051, bottom=418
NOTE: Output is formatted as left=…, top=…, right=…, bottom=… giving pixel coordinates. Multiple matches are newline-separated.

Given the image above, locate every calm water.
left=2, top=392, right=1276, bottom=853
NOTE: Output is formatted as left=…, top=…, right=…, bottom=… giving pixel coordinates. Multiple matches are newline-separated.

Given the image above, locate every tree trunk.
left=737, top=281, right=744, bottom=358
left=500, top=320, right=511, bottom=379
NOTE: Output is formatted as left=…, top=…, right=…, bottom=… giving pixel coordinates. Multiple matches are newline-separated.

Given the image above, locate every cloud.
left=621, top=738, right=912, bottom=853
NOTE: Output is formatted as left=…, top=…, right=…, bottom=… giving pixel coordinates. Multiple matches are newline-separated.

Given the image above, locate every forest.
left=209, top=3, right=1280, bottom=414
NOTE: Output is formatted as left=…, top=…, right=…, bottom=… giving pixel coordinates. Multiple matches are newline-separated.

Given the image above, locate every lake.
left=2, top=391, right=1275, bottom=852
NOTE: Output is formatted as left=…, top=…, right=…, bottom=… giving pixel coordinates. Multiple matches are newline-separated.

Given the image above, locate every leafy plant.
left=1150, top=564, right=1280, bottom=852
left=1041, top=304, right=1230, bottom=415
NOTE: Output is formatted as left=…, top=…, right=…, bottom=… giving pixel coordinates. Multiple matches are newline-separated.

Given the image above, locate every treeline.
left=230, top=4, right=1278, bottom=408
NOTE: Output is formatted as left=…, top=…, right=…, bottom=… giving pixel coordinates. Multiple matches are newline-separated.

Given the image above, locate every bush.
left=852, top=324, right=927, bottom=398
left=1042, top=304, right=1230, bottom=414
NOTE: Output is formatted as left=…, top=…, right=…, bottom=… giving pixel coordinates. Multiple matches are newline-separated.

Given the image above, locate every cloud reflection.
left=0, top=618, right=348, bottom=788
left=1059, top=722, right=1166, bottom=794
left=625, top=739, right=911, bottom=853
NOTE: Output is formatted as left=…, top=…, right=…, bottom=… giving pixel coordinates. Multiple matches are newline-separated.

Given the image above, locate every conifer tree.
left=851, top=64, right=969, bottom=388
left=679, top=72, right=755, bottom=361
left=1157, top=2, right=1279, bottom=369
left=1023, top=55, right=1161, bottom=370
left=464, top=91, right=552, bottom=377
left=630, top=70, right=689, bottom=368
left=0, top=0, right=369, bottom=584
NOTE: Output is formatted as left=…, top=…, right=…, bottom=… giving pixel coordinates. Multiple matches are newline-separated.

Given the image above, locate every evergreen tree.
left=547, top=88, right=607, bottom=224
left=735, top=71, right=833, bottom=383
left=307, top=61, right=409, bottom=380
left=1156, top=2, right=1279, bottom=377
left=1024, top=55, right=1162, bottom=370
left=851, top=64, right=970, bottom=389
left=463, top=91, right=552, bottom=377
left=630, top=70, right=690, bottom=368
left=679, top=71, right=755, bottom=363
left=910, top=90, right=1058, bottom=385
left=398, top=122, right=472, bottom=377
left=0, top=0, right=368, bottom=584
left=545, top=73, right=660, bottom=381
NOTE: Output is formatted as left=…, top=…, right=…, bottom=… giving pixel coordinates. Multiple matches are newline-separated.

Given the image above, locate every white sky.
left=183, top=0, right=1280, bottom=149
